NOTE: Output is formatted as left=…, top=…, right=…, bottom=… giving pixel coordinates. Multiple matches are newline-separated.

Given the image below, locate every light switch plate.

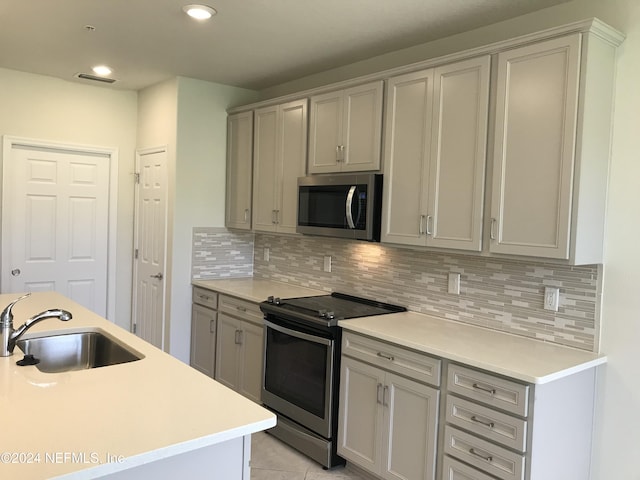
left=323, top=255, right=332, bottom=273
left=448, top=273, right=461, bottom=295
left=544, top=287, right=560, bottom=312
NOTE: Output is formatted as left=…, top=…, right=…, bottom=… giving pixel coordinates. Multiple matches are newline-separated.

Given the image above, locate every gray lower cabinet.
left=442, top=363, right=597, bottom=480
left=215, top=295, right=264, bottom=404
left=338, top=332, right=440, bottom=480
left=190, top=287, right=219, bottom=378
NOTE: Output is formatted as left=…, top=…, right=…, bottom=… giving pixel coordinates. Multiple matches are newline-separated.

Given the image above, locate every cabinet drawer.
left=446, top=395, right=527, bottom=452
left=444, top=426, right=525, bottom=480
left=342, top=332, right=441, bottom=387
left=219, top=295, right=263, bottom=325
left=442, top=456, right=499, bottom=480
left=447, top=364, right=529, bottom=417
left=192, top=287, right=218, bottom=309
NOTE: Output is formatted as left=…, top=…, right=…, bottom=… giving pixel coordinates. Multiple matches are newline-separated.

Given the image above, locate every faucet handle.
left=1, top=293, right=31, bottom=326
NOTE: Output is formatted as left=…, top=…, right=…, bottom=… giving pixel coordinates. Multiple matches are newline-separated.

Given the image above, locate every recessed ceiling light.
left=92, top=65, right=112, bottom=76
left=183, top=4, right=216, bottom=20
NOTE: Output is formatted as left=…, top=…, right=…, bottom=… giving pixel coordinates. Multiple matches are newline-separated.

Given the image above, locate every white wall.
left=257, top=1, right=640, bottom=478
left=138, top=77, right=257, bottom=361
left=0, top=68, right=138, bottom=330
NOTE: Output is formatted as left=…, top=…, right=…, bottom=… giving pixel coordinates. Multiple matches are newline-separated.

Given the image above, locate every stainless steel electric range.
left=259, top=292, right=406, bottom=468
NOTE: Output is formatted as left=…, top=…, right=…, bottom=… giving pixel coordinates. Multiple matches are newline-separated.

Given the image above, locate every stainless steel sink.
left=16, top=330, right=143, bottom=373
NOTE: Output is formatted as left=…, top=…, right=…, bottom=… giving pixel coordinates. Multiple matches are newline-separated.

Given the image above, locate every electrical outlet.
left=263, top=247, right=270, bottom=262
left=448, top=273, right=461, bottom=295
left=323, top=255, right=332, bottom=273
left=544, top=287, right=560, bottom=312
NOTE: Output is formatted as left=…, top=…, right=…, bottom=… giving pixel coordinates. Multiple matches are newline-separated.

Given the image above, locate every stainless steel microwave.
left=297, top=174, right=383, bottom=241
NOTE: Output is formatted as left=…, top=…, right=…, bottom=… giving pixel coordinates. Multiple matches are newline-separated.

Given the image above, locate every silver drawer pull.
left=199, top=295, right=210, bottom=300
left=377, top=352, right=394, bottom=361
left=237, top=306, right=247, bottom=312
left=470, top=415, right=495, bottom=429
left=376, top=383, right=383, bottom=405
left=472, top=383, right=497, bottom=395
left=469, top=448, right=493, bottom=463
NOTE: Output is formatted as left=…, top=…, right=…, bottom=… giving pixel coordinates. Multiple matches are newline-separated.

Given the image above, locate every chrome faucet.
left=0, top=293, right=73, bottom=357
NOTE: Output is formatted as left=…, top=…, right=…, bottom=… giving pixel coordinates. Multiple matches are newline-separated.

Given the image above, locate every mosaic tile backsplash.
left=252, top=234, right=601, bottom=352
left=192, top=228, right=254, bottom=279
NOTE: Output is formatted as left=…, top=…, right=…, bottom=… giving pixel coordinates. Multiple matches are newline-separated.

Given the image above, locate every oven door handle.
left=264, top=320, right=333, bottom=346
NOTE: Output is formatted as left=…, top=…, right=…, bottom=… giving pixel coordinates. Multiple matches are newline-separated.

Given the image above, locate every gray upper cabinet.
left=225, top=111, right=253, bottom=230
left=308, top=81, right=383, bottom=173
left=252, top=99, right=307, bottom=234
left=382, top=56, right=490, bottom=251
left=489, top=31, right=618, bottom=263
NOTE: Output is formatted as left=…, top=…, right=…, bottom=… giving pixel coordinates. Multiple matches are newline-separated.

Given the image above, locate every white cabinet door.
left=225, top=111, right=253, bottom=230
left=309, top=81, right=383, bottom=173
left=308, top=91, right=343, bottom=173
left=190, top=304, right=217, bottom=378
left=278, top=99, right=308, bottom=234
left=382, top=56, right=489, bottom=251
left=342, top=81, right=383, bottom=172
left=490, top=34, right=580, bottom=259
left=428, top=56, right=489, bottom=251
left=215, top=313, right=241, bottom=391
left=252, top=106, right=279, bottom=232
left=383, top=372, right=439, bottom=480
left=382, top=69, right=433, bottom=246
left=237, top=320, right=264, bottom=403
left=338, top=356, right=385, bottom=473
left=252, top=99, right=307, bottom=234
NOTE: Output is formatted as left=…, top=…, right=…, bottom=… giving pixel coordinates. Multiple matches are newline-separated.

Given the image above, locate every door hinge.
left=134, top=248, right=139, bottom=259
left=132, top=323, right=137, bottom=334
left=134, top=172, right=140, bottom=184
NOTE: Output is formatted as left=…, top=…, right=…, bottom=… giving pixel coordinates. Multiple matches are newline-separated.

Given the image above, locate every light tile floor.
left=250, top=431, right=365, bottom=480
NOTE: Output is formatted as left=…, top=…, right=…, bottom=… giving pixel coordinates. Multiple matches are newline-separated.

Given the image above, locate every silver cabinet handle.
left=419, top=215, right=426, bottom=235
left=377, top=352, right=394, bottom=361
left=234, top=329, right=243, bottom=345
left=472, top=383, right=497, bottom=395
left=346, top=186, right=357, bottom=229
left=426, top=215, right=433, bottom=236
left=376, top=383, right=383, bottom=405
left=199, top=294, right=210, bottom=301
left=236, top=306, right=247, bottom=312
left=469, top=448, right=493, bottom=463
left=150, top=273, right=163, bottom=280
left=335, top=145, right=345, bottom=162
left=275, top=209, right=279, bottom=225
left=244, top=208, right=250, bottom=223
left=470, top=415, right=495, bottom=429
left=383, top=385, right=389, bottom=407
left=490, top=218, right=497, bottom=240
left=209, top=319, right=215, bottom=334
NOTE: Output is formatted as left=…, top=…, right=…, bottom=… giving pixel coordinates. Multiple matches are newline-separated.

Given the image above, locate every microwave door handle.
left=346, top=186, right=357, bottom=229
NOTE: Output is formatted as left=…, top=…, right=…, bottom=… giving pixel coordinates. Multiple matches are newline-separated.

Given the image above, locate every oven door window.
left=264, top=324, right=330, bottom=418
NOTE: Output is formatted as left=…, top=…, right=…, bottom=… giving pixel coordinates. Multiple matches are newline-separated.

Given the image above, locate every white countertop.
left=0, top=292, right=276, bottom=480
left=340, top=311, right=606, bottom=384
left=192, top=278, right=326, bottom=303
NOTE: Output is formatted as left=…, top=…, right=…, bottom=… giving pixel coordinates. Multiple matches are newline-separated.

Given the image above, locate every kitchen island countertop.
left=0, top=291, right=275, bottom=479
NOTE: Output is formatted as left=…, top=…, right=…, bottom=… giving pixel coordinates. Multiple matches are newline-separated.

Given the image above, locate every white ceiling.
left=0, top=0, right=570, bottom=91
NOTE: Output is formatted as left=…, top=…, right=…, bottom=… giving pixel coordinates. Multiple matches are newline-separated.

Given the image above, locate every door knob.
left=11, top=269, right=21, bottom=277
left=149, top=273, right=163, bottom=280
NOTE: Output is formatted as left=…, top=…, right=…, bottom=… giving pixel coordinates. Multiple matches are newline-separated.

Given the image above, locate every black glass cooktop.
left=260, top=292, right=406, bottom=327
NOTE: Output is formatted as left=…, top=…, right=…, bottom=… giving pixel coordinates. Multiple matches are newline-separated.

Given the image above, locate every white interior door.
left=132, top=148, right=168, bottom=349
left=2, top=143, right=110, bottom=316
